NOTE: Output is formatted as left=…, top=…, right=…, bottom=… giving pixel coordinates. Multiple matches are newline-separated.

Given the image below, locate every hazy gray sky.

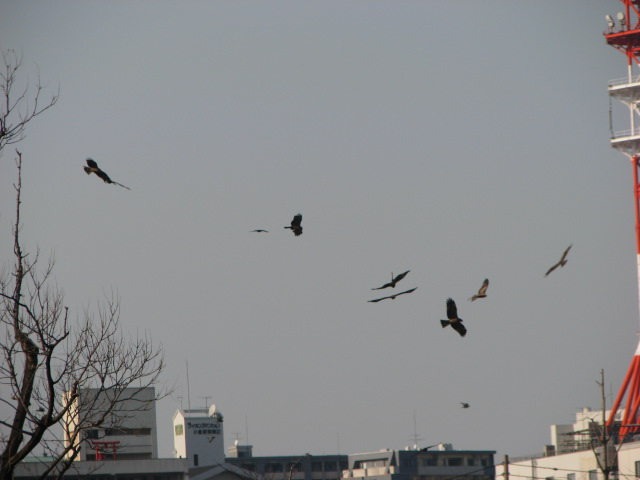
left=0, top=0, right=635, bottom=461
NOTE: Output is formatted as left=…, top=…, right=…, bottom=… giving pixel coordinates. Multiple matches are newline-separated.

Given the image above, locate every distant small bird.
left=284, top=214, right=303, bottom=236
left=440, top=297, right=466, bottom=337
left=251, top=229, right=269, bottom=233
left=372, top=270, right=411, bottom=290
left=368, top=287, right=417, bottom=303
left=468, top=278, right=489, bottom=301
left=461, top=402, right=470, bottom=409
left=83, top=158, right=130, bottom=190
left=545, top=244, right=572, bottom=277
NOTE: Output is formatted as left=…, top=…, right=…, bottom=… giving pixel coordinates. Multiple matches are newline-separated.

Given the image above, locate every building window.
left=568, top=474, right=575, bottom=480
left=325, top=461, right=337, bottom=471
left=467, top=458, right=475, bottom=466
left=589, top=470, right=598, bottom=480
left=242, top=463, right=256, bottom=472
left=105, top=427, right=151, bottom=436
left=266, top=463, right=283, bottom=473
left=423, top=458, right=437, bottom=466
left=448, top=458, right=463, bottom=467
left=635, top=462, right=640, bottom=478
left=175, top=425, right=184, bottom=436
left=194, top=454, right=199, bottom=467
left=312, top=462, right=323, bottom=472
left=402, top=458, right=416, bottom=468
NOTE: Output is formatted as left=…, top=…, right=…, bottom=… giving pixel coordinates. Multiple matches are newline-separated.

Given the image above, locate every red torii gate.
left=90, top=440, right=121, bottom=461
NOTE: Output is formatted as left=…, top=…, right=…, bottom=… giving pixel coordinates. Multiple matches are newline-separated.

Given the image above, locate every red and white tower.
left=605, top=0, right=640, bottom=438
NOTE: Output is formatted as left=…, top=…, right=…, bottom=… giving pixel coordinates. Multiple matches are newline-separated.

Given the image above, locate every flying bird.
left=461, top=402, right=470, bottom=409
left=368, top=287, right=417, bottom=303
left=440, top=297, right=466, bottom=337
left=284, top=214, right=303, bottom=236
left=83, top=158, right=130, bottom=190
left=251, top=229, right=269, bottom=233
left=468, top=278, right=489, bottom=301
left=545, top=244, right=572, bottom=277
left=372, top=270, right=411, bottom=290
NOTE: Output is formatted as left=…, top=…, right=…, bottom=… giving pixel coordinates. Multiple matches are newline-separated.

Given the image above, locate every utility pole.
left=592, top=369, right=618, bottom=480
left=503, top=455, right=509, bottom=480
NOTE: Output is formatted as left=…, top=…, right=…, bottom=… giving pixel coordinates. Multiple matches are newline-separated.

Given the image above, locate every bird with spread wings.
left=368, top=287, right=417, bottom=303
left=440, top=298, right=467, bottom=337
left=545, top=244, right=572, bottom=277
left=284, top=214, right=303, bottom=236
left=83, top=158, right=131, bottom=190
left=372, top=270, right=410, bottom=290
left=468, top=278, right=489, bottom=301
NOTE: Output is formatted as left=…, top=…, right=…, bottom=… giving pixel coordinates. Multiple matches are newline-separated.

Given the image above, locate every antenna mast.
left=186, top=359, right=192, bottom=412
left=604, top=0, right=640, bottom=439
left=411, top=411, right=422, bottom=448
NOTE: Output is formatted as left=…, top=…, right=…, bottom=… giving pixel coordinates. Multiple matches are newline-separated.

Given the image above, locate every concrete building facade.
left=343, top=444, right=495, bottom=480
left=494, top=408, right=637, bottom=480
left=225, top=449, right=347, bottom=480
left=173, top=405, right=226, bottom=469
left=63, top=387, right=159, bottom=461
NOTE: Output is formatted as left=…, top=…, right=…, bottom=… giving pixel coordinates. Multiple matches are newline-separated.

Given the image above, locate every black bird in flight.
left=84, top=158, right=130, bottom=190
left=368, top=287, right=417, bottom=303
left=251, top=229, right=269, bottom=233
left=468, top=278, right=489, bottom=301
left=284, top=214, right=303, bottom=236
left=372, top=270, right=411, bottom=290
left=461, top=402, right=470, bottom=409
left=440, top=297, right=466, bottom=337
left=545, top=244, right=572, bottom=277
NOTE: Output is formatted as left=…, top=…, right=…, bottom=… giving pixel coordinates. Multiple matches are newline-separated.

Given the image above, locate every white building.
left=63, top=387, right=158, bottom=461
left=495, top=408, right=636, bottom=480
left=549, top=408, right=623, bottom=456
left=173, top=405, right=226, bottom=468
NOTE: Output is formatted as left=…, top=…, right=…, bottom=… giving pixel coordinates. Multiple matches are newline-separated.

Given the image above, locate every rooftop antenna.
left=186, top=359, right=192, bottom=412
left=410, top=411, right=422, bottom=449
left=201, top=396, right=211, bottom=410
left=245, top=415, right=250, bottom=445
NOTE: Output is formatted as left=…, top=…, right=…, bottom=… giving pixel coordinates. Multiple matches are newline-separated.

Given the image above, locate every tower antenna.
left=604, top=0, right=640, bottom=439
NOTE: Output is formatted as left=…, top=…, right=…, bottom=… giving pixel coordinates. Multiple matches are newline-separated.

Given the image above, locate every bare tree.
left=0, top=52, right=166, bottom=480
left=0, top=49, right=58, bottom=154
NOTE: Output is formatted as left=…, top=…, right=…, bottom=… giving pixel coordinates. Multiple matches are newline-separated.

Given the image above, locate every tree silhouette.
left=0, top=50, right=166, bottom=480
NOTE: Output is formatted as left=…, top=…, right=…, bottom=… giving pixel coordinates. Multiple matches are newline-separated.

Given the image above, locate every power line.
left=442, top=464, right=496, bottom=480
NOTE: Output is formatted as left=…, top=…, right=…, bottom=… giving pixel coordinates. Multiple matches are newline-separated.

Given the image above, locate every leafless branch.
left=0, top=49, right=59, bottom=156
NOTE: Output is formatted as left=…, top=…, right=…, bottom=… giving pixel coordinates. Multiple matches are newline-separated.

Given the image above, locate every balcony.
left=610, top=129, right=640, bottom=156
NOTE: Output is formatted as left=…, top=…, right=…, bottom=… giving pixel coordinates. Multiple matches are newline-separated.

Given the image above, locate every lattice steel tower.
left=605, top=0, right=640, bottom=438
